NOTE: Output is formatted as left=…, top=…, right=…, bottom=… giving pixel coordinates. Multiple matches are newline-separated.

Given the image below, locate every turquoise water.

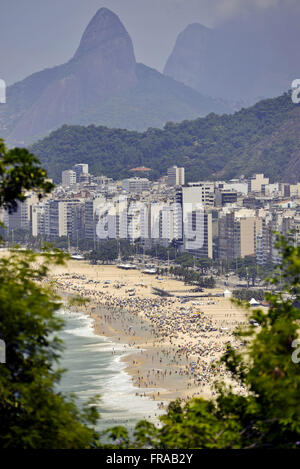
left=56, top=310, right=163, bottom=432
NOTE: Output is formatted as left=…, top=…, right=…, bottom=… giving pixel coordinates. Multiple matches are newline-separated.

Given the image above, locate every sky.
left=0, top=0, right=299, bottom=85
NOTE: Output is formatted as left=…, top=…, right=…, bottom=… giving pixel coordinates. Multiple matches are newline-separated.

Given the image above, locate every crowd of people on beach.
left=48, top=272, right=248, bottom=401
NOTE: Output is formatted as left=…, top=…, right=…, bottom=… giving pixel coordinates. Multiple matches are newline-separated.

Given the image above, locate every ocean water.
left=56, top=310, right=164, bottom=433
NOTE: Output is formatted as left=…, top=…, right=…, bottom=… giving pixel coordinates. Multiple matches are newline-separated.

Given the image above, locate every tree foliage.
left=105, top=236, right=300, bottom=449
left=87, top=239, right=135, bottom=264
left=0, top=139, right=53, bottom=212
left=0, top=250, right=100, bottom=448
left=30, top=92, right=297, bottom=183
left=0, top=140, right=100, bottom=448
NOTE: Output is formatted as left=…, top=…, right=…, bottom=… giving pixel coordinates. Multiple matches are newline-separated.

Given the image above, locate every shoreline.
left=50, top=261, right=253, bottom=403
left=61, top=294, right=190, bottom=403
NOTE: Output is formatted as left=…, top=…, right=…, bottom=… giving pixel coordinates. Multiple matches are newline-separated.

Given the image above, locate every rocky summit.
left=164, top=12, right=300, bottom=105
left=2, top=8, right=137, bottom=144
left=72, top=7, right=137, bottom=95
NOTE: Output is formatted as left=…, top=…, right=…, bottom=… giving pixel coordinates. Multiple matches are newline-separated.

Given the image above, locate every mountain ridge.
left=30, top=91, right=300, bottom=185
left=0, top=8, right=231, bottom=146
left=164, top=13, right=300, bottom=104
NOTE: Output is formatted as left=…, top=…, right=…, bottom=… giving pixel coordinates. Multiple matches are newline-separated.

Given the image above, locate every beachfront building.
left=96, top=197, right=142, bottom=242
left=4, top=200, right=29, bottom=232
left=127, top=201, right=143, bottom=242
left=141, top=203, right=160, bottom=246
left=160, top=205, right=175, bottom=247
left=84, top=197, right=105, bottom=240
left=173, top=183, right=214, bottom=257
left=184, top=208, right=213, bottom=259
left=4, top=193, right=39, bottom=233
left=218, top=208, right=257, bottom=260
left=95, top=200, right=116, bottom=240
left=140, top=202, right=176, bottom=247
left=44, top=199, right=83, bottom=239
left=255, top=213, right=272, bottom=265
left=31, top=204, right=45, bottom=237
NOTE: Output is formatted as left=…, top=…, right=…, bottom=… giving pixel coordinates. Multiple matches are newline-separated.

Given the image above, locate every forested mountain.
left=30, top=92, right=300, bottom=184
left=0, top=8, right=229, bottom=147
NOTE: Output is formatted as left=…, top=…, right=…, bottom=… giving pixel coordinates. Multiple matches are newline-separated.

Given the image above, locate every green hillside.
left=30, top=92, right=300, bottom=184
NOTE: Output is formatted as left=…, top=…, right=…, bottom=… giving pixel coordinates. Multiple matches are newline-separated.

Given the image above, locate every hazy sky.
left=0, top=0, right=298, bottom=85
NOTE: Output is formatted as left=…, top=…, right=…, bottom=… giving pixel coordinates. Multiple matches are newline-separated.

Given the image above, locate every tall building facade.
left=62, top=170, right=76, bottom=187
left=167, top=166, right=185, bottom=187
left=218, top=209, right=257, bottom=260
left=72, top=164, right=89, bottom=181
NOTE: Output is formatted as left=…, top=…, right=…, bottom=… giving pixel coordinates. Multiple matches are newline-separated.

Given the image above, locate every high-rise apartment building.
left=218, top=209, right=257, bottom=260
left=62, top=170, right=76, bottom=187
left=184, top=209, right=213, bottom=259
left=31, top=204, right=45, bottom=237
left=72, top=164, right=89, bottom=181
left=44, top=200, right=83, bottom=239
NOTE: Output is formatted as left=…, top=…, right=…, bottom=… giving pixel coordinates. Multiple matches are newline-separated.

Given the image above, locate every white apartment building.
left=122, top=177, right=150, bottom=194
left=160, top=206, right=175, bottom=245
left=184, top=208, right=213, bottom=259
left=290, top=183, right=300, bottom=198
left=182, top=182, right=215, bottom=209
left=141, top=203, right=161, bottom=242
left=62, top=170, right=76, bottom=187
left=96, top=198, right=142, bottom=241
left=173, top=183, right=214, bottom=256
left=85, top=197, right=106, bottom=240
left=127, top=201, right=143, bottom=241
left=96, top=201, right=115, bottom=240
left=140, top=202, right=178, bottom=247
left=31, top=204, right=45, bottom=237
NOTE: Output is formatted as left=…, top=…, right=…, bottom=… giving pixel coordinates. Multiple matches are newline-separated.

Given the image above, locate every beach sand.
left=44, top=259, right=261, bottom=404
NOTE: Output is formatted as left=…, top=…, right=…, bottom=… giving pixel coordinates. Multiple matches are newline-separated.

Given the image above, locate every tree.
left=0, top=139, right=53, bottom=213
left=0, top=141, right=100, bottom=448
left=0, top=250, right=99, bottom=449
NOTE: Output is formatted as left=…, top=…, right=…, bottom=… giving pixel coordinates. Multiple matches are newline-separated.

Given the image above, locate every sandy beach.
left=41, top=259, right=261, bottom=404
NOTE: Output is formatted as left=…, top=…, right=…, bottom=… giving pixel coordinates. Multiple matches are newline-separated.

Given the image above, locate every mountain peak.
left=74, top=8, right=133, bottom=59
left=183, top=23, right=211, bottom=32
left=164, top=22, right=212, bottom=89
